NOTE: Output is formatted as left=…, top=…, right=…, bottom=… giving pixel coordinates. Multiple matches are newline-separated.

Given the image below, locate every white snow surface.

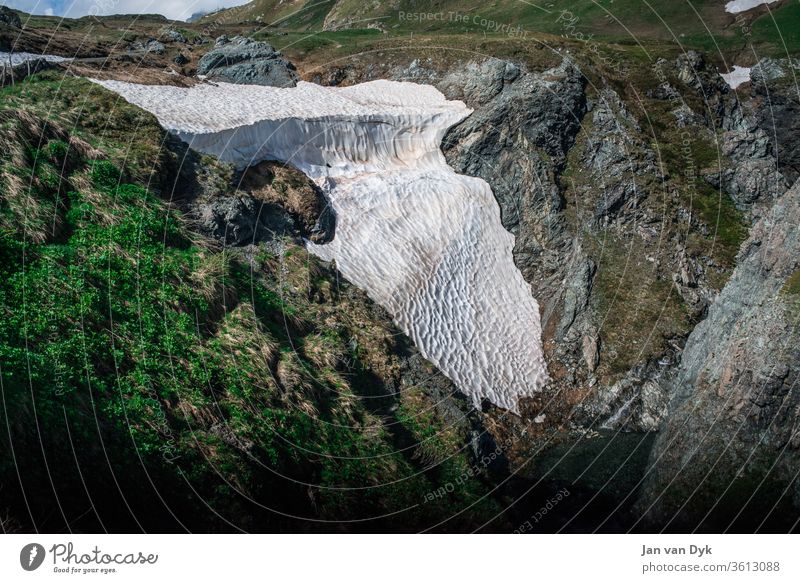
left=721, top=65, right=752, bottom=88
left=0, top=51, right=71, bottom=66
left=724, top=0, right=779, bottom=14
left=93, top=78, right=549, bottom=412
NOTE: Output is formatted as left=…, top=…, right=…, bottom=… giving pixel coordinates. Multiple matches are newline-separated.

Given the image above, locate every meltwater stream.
left=95, top=78, right=548, bottom=412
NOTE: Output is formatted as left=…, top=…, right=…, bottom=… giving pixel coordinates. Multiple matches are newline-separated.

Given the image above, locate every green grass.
left=587, top=231, right=692, bottom=379
left=269, top=28, right=384, bottom=55
left=0, top=72, right=500, bottom=532
left=783, top=269, right=800, bottom=296
left=688, top=180, right=748, bottom=266
left=182, top=0, right=780, bottom=64
left=750, top=1, right=800, bottom=55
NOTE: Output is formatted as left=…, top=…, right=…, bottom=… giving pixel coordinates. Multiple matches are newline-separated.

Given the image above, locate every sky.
left=2, top=0, right=250, bottom=21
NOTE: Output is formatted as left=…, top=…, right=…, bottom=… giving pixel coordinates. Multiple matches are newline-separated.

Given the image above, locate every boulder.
left=195, top=195, right=292, bottom=246
left=159, top=28, right=187, bottom=44
left=130, top=39, right=166, bottom=55
left=197, top=36, right=298, bottom=87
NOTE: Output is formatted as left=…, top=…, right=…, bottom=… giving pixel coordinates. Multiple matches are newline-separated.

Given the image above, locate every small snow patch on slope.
left=725, top=0, right=779, bottom=14
left=721, top=65, right=752, bottom=88
left=93, top=78, right=549, bottom=413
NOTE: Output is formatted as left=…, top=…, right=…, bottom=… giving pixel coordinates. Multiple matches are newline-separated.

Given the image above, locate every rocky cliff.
left=306, top=48, right=799, bottom=529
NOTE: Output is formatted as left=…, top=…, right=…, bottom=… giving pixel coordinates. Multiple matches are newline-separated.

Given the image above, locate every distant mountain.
left=204, top=0, right=797, bottom=48
left=187, top=10, right=211, bottom=23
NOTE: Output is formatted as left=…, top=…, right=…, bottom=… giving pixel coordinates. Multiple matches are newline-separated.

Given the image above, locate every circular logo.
left=19, top=543, right=46, bottom=571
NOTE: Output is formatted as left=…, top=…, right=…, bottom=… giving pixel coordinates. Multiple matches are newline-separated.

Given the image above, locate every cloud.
left=1, top=0, right=251, bottom=21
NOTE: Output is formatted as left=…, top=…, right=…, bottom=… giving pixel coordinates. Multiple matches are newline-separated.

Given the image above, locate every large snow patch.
left=94, top=78, right=549, bottom=412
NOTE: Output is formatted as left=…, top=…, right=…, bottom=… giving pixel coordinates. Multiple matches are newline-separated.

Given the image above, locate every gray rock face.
left=159, top=28, right=187, bottom=44
left=695, top=62, right=797, bottom=216
left=130, top=39, right=166, bottom=55
left=438, top=58, right=521, bottom=107
left=641, top=180, right=800, bottom=527
left=580, top=89, right=658, bottom=220
left=441, top=61, right=591, bottom=392
left=676, top=50, right=729, bottom=97
left=750, top=57, right=786, bottom=85
left=439, top=59, right=674, bottom=431
left=196, top=195, right=292, bottom=246
left=704, top=123, right=788, bottom=212
left=0, top=6, right=21, bottom=29
left=442, top=59, right=586, bottom=239
left=752, top=73, right=800, bottom=183
left=197, top=36, right=298, bottom=87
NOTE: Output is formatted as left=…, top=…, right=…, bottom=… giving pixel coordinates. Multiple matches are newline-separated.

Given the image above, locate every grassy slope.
left=208, top=0, right=800, bottom=56
left=0, top=71, right=502, bottom=532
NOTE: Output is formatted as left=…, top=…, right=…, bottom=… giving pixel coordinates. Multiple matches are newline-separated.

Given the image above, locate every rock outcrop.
left=129, top=39, right=166, bottom=55
left=197, top=36, right=298, bottom=87
left=1, top=57, right=60, bottom=88
left=0, top=6, right=21, bottom=29
left=640, top=180, right=800, bottom=530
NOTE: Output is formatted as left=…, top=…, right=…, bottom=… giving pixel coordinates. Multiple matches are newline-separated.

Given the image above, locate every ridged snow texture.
left=94, top=78, right=549, bottom=412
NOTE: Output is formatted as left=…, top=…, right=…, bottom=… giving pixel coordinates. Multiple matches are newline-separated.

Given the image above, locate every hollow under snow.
left=93, top=78, right=549, bottom=412
left=0, top=51, right=71, bottom=66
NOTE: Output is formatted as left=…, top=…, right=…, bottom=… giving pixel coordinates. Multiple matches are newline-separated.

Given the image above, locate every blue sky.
left=2, top=0, right=249, bottom=21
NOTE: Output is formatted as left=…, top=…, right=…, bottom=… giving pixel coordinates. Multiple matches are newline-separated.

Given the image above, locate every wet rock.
left=198, top=36, right=298, bottom=87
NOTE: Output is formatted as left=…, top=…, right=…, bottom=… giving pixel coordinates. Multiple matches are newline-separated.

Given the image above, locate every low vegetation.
left=0, top=73, right=501, bottom=532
